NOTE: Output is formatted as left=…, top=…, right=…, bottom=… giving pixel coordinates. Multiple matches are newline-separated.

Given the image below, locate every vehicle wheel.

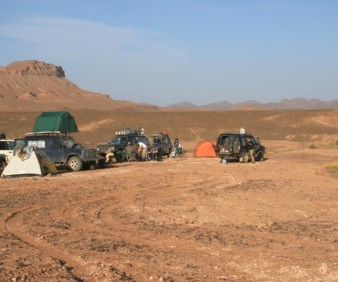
left=97, top=159, right=105, bottom=168
left=233, top=140, right=240, bottom=154
left=242, top=154, right=249, bottom=163
left=88, top=161, right=97, bottom=170
left=68, top=156, right=83, bottom=171
left=256, top=151, right=264, bottom=161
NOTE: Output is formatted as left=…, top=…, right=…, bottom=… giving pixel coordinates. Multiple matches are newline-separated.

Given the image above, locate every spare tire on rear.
left=233, top=140, right=240, bottom=154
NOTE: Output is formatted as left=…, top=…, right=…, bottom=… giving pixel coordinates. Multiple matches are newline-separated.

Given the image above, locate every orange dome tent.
left=193, top=141, right=217, bottom=158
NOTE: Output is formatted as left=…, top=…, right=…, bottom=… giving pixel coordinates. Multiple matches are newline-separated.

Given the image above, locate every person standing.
left=156, top=144, right=163, bottom=161
left=136, top=140, right=147, bottom=161
left=246, top=137, right=255, bottom=163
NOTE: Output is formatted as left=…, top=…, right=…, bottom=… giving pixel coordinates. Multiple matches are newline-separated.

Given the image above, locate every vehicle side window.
left=240, top=137, right=246, bottom=146
left=27, top=139, right=46, bottom=148
left=7, top=141, right=15, bottom=150
left=49, top=138, right=62, bottom=149
left=0, top=142, right=7, bottom=150
left=222, top=136, right=230, bottom=146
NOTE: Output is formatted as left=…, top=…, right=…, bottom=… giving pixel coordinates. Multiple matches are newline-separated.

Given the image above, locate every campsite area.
left=0, top=110, right=338, bottom=281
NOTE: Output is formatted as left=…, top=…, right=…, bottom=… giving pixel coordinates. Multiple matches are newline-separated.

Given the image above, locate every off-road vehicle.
left=149, top=132, right=173, bottom=159
left=215, top=132, right=265, bottom=163
left=96, top=128, right=150, bottom=162
left=14, top=133, right=101, bottom=171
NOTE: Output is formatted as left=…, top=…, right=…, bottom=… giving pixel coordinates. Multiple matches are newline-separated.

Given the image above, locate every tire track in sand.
left=4, top=208, right=92, bottom=281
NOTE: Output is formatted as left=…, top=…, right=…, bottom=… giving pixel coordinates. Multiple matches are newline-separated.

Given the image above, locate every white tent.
left=1, top=146, right=57, bottom=177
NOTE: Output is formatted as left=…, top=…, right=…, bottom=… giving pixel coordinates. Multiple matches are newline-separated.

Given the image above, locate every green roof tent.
left=32, top=111, right=78, bottom=133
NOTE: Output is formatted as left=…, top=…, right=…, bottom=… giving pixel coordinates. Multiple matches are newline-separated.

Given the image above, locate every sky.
left=1, top=0, right=338, bottom=106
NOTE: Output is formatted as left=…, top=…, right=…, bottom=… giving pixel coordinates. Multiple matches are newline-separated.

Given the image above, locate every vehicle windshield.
left=63, top=136, right=76, bottom=148
left=152, top=137, right=161, bottom=144
left=112, top=136, right=128, bottom=146
left=135, top=136, right=149, bottom=146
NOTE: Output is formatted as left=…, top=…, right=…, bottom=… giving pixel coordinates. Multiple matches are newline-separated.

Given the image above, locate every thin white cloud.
left=0, top=16, right=190, bottom=105
left=0, top=16, right=187, bottom=60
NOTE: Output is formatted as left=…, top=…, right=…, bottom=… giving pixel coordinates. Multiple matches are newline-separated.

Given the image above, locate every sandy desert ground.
left=0, top=110, right=338, bottom=281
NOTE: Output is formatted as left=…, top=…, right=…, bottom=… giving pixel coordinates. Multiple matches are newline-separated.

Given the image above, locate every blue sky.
left=1, top=0, right=337, bottom=106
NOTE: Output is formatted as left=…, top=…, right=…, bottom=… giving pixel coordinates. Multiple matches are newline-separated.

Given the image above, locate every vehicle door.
left=44, top=137, right=66, bottom=163
left=239, top=136, right=248, bottom=153
left=120, top=136, right=135, bottom=156
left=250, top=136, right=260, bottom=154
left=215, top=135, right=223, bottom=153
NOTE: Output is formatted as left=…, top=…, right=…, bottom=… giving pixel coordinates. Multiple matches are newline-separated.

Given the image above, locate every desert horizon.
left=1, top=109, right=338, bottom=148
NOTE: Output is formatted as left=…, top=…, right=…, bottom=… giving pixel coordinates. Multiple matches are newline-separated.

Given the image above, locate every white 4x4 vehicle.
left=0, top=132, right=15, bottom=164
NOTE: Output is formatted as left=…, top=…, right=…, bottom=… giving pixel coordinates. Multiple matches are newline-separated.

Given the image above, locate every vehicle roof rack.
left=25, top=131, right=69, bottom=136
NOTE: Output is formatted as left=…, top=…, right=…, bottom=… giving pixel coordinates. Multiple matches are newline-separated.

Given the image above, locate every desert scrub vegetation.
left=309, top=144, right=317, bottom=149
left=327, top=163, right=338, bottom=173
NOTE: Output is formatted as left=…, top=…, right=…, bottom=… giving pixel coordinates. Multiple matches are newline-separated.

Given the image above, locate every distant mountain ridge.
left=1, top=60, right=337, bottom=112
left=167, top=98, right=338, bottom=110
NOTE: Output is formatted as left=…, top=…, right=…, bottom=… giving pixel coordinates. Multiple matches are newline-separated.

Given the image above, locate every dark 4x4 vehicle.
left=149, top=132, right=173, bottom=158
left=96, top=128, right=150, bottom=162
left=215, top=133, right=265, bottom=163
left=14, top=133, right=101, bottom=171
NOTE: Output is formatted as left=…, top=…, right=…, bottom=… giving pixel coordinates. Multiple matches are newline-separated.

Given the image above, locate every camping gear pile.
left=1, top=146, right=57, bottom=177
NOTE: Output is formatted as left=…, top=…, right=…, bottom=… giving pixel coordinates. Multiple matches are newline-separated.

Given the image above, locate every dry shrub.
left=327, top=163, right=338, bottom=173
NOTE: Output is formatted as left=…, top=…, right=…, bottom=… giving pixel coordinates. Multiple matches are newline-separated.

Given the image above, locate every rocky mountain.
left=0, top=60, right=159, bottom=112
left=166, top=101, right=199, bottom=110
left=167, top=98, right=338, bottom=110
left=266, top=98, right=338, bottom=110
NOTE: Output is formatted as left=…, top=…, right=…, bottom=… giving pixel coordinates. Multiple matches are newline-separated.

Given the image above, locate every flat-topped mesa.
left=0, top=60, right=65, bottom=77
